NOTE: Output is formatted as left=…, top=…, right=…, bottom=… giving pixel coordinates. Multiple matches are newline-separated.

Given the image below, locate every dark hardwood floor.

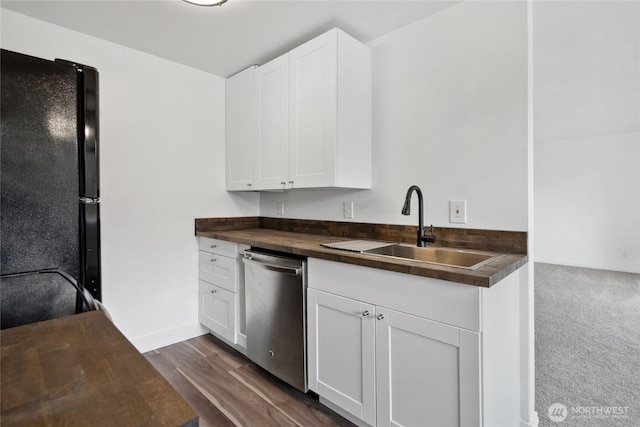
left=144, top=334, right=354, bottom=427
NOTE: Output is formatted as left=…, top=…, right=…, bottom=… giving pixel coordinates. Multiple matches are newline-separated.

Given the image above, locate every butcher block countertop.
left=0, top=311, right=198, bottom=426
left=196, top=218, right=528, bottom=288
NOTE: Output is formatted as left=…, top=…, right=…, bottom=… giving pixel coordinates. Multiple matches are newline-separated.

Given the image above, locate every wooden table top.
left=1, top=311, right=198, bottom=426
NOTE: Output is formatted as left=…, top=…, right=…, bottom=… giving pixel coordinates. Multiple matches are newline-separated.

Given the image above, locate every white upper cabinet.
left=225, top=28, right=371, bottom=191
left=289, top=28, right=371, bottom=189
left=226, top=66, right=257, bottom=191
left=255, top=53, right=290, bottom=190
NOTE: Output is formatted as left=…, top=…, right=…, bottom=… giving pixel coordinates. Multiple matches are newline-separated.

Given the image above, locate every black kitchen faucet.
left=402, top=185, right=437, bottom=247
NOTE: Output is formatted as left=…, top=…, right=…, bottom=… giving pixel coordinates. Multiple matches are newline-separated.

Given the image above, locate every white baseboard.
left=236, top=331, right=247, bottom=348
left=321, top=397, right=540, bottom=427
left=320, top=397, right=372, bottom=427
left=534, top=259, right=640, bottom=274
left=130, top=322, right=209, bottom=353
left=520, top=411, right=540, bottom=427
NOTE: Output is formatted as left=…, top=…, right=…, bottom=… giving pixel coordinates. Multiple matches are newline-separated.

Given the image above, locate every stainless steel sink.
left=362, top=244, right=502, bottom=270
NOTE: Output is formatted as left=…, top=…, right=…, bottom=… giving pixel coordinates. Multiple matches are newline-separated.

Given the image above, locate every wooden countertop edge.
left=0, top=311, right=199, bottom=426
left=196, top=229, right=528, bottom=288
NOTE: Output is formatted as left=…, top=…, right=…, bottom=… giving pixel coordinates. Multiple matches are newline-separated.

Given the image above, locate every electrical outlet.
left=343, top=201, right=354, bottom=219
left=277, top=202, right=285, bottom=216
left=449, top=200, right=466, bottom=224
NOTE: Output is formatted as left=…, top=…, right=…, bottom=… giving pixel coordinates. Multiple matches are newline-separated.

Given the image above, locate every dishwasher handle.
left=242, top=254, right=302, bottom=275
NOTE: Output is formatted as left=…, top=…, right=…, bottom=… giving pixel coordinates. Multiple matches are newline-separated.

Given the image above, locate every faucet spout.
left=402, top=185, right=436, bottom=247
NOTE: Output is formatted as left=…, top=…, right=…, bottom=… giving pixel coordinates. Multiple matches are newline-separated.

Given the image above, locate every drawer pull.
left=211, top=258, right=217, bottom=263
left=377, top=314, right=385, bottom=320
left=210, top=244, right=217, bottom=249
left=210, top=289, right=217, bottom=294
left=362, top=310, right=370, bottom=317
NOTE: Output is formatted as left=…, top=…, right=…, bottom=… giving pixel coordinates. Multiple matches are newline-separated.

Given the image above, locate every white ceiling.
left=1, top=0, right=458, bottom=77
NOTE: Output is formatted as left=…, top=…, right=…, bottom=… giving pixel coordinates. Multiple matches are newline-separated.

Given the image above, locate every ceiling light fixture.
left=183, top=0, right=228, bottom=6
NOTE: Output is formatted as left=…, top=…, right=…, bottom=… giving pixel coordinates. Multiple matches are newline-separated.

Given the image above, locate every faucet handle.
left=421, top=225, right=437, bottom=244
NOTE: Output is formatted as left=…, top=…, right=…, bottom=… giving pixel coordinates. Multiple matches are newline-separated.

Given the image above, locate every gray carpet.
left=535, top=263, right=640, bottom=426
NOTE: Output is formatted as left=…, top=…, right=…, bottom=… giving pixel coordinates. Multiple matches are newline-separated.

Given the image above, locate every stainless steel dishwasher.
left=242, top=249, right=308, bottom=392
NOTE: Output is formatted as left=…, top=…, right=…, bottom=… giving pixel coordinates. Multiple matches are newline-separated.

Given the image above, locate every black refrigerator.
left=1, top=49, right=101, bottom=328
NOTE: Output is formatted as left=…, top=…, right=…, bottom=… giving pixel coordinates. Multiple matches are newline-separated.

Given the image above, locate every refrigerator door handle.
left=79, top=197, right=100, bottom=204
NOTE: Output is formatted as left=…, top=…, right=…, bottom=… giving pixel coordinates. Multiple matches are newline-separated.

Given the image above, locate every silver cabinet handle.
left=210, top=289, right=217, bottom=294
left=377, top=314, right=385, bottom=320
left=362, top=310, right=370, bottom=317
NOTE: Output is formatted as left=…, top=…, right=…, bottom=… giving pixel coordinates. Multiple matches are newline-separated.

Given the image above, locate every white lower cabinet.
left=308, top=289, right=480, bottom=427
left=375, top=308, right=480, bottom=427
left=308, top=257, right=522, bottom=427
left=308, top=290, right=376, bottom=425
left=199, top=280, right=236, bottom=343
left=198, top=237, right=249, bottom=350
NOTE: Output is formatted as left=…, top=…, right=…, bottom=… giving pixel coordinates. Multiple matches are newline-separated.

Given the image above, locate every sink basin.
left=362, top=244, right=502, bottom=270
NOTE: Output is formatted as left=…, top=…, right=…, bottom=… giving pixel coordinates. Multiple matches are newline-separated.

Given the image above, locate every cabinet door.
left=307, top=289, right=376, bottom=426
left=255, top=53, right=290, bottom=190
left=376, top=308, right=481, bottom=427
left=288, top=29, right=337, bottom=189
left=226, top=66, right=256, bottom=191
left=199, top=280, right=237, bottom=344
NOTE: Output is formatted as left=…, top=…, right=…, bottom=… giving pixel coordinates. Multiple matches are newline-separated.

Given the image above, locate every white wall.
left=260, top=1, right=529, bottom=232
left=1, top=9, right=260, bottom=351
left=534, top=1, right=640, bottom=273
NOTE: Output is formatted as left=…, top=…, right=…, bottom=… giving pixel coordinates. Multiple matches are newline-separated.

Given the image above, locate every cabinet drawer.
left=199, top=281, right=236, bottom=343
left=199, top=251, right=237, bottom=292
left=199, top=237, right=238, bottom=258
